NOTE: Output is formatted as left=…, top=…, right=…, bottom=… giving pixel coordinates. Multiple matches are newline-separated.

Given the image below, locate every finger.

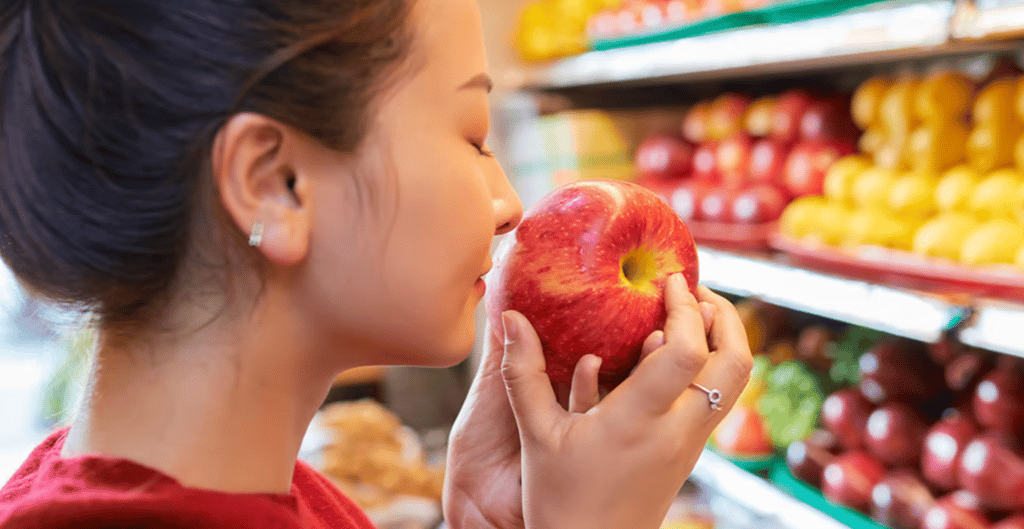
left=636, top=330, right=665, bottom=367
left=500, top=311, right=562, bottom=441
left=699, top=302, right=716, bottom=337
left=696, top=286, right=751, bottom=356
left=569, top=354, right=602, bottom=413
left=605, top=274, right=710, bottom=417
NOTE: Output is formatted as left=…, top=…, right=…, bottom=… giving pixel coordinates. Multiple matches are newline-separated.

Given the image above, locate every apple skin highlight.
left=487, top=179, right=699, bottom=385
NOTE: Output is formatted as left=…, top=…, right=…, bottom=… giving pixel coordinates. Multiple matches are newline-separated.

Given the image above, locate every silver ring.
left=689, top=383, right=722, bottom=410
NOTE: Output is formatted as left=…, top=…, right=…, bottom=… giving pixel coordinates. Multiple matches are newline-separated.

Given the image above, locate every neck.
left=61, top=291, right=341, bottom=494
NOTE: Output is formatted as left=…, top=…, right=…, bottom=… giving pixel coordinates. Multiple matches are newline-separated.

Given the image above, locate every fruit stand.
left=484, top=0, right=1024, bottom=527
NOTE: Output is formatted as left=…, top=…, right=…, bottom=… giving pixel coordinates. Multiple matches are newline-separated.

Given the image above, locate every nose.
left=491, top=164, right=523, bottom=236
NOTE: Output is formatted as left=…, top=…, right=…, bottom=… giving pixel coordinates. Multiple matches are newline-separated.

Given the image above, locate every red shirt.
left=0, top=428, right=377, bottom=529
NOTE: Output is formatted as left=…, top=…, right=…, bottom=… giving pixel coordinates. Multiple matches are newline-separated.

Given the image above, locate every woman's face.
left=294, top=0, right=521, bottom=368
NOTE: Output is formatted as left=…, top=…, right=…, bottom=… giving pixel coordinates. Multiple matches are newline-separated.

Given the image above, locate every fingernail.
left=502, top=311, right=519, bottom=345
left=652, top=330, right=666, bottom=348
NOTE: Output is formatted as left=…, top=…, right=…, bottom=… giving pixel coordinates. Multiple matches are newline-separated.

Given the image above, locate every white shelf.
left=697, top=246, right=962, bottom=343
left=952, top=1, right=1024, bottom=40
left=525, top=0, right=959, bottom=89
left=690, top=449, right=848, bottom=529
left=959, top=300, right=1024, bottom=357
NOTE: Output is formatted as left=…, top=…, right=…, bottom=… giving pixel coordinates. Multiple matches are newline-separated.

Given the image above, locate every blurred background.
left=9, top=0, right=1024, bottom=528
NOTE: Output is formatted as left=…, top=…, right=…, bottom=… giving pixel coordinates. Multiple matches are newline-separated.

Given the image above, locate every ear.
left=211, top=113, right=312, bottom=266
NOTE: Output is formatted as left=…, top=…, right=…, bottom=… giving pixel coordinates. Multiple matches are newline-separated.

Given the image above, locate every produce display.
left=634, top=90, right=856, bottom=247
left=778, top=69, right=1024, bottom=272
left=585, top=0, right=780, bottom=42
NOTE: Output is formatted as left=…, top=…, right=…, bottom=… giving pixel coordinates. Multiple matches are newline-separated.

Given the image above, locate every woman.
left=0, top=0, right=752, bottom=527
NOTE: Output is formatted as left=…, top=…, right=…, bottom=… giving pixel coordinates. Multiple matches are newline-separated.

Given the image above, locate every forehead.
left=406, top=0, right=488, bottom=88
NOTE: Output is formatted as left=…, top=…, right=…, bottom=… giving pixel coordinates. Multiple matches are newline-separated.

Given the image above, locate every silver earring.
left=248, top=221, right=264, bottom=247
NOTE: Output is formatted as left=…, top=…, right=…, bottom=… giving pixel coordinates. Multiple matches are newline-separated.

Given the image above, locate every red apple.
left=745, top=96, right=777, bottom=137
left=992, top=515, right=1024, bottom=529
left=930, top=338, right=965, bottom=366
left=715, top=133, right=753, bottom=189
left=635, top=134, right=693, bottom=181
left=821, top=387, right=874, bottom=450
left=786, top=429, right=839, bottom=488
left=707, top=93, right=751, bottom=141
left=699, top=186, right=736, bottom=223
left=823, top=451, right=887, bottom=512
left=923, top=411, right=980, bottom=492
left=973, top=362, right=1024, bottom=435
left=859, top=338, right=947, bottom=405
left=925, top=491, right=992, bottom=529
left=959, top=434, right=1024, bottom=511
left=748, top=137, right=791, bottom=185
left=946, top=351, right=995, bottom=395
left=772, top=89, right=815, bottom=143
left=731, top=183, right=788, bottom=224
left=872, top=469, right=938, bottom=529
left=691, top=141, right=719, bottom=182
left=782, top=139, right=854, bottom=198
left=683, top=102, right=711, bottom=144
left=487, top=180, right=699, bottom=385
left=800, top=96, right=858, bottom=142
left=669, top=180, right=713, bottom=221
left=714, top=405, right=774, bottom=458
left=865, top=402, right=930, bottom=467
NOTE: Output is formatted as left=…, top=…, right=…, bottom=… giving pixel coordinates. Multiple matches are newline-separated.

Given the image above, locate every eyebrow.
left=459, top=73, right=493, bottom=93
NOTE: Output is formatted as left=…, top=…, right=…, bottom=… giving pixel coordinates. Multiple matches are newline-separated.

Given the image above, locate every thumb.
left=501, top=310, right=561, bottom=440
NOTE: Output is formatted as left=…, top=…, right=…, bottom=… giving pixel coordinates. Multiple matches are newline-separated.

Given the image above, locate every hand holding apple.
left=488, top=180, right=700, bottom=385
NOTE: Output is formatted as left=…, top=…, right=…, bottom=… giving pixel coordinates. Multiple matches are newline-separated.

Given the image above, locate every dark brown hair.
left=0, top=0, right=412, bottom=326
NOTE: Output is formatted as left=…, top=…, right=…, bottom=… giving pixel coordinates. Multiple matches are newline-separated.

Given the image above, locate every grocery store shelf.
left=952, top=1, right=1024, bottom=40
left=697, top=246, right=963, bottom=343
left=690, top=449, right=847, bottom=529
left=959, top=300, right=1024, bottom=358
left=519, top=0, right=1024, bottom=90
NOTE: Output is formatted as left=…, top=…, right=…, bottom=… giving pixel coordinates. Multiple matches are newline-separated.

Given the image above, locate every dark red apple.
left=683, top=102, right=711, bottom=144
left=782, top=139, right=854, bottom=198
left=859, top=338, right=947, bottom=405
left=731, top=183, right=788, bottom=224
left=872, top=469, right=938, bottom=529
left=715, top=133, right=753, bottom=189
left=822, top=451, right=887, bottom=512
left=865, top=402, right=930, bottom=467
left=772, top=89, right=815, bottom=143
left=946, top=351, right=995, bottom=395
left=699, top=187, right=736, bottom=223
left=748, top=137, right=791, bottom=185
left=821, top=387, right=874, bottom=450
left=786, top=429, right=839, bottom=488
left=992, top=515, right=1024, bottom=529
left=973, top=362, right=1024, bottom=435
left=923, top=411, right=980, bottom=492
left=924, top=491, right=992, bottom=529
left=745, top=96, right=777, bottom=137
left=691, top=141, right=719, bottom=182
left=487, top=180, right=699, bottom=385
left=669, top=180, right=713, bottom=221
left=800, top=96, right=858, bottom=142
left=635, top=134, right=693, bottom=181
left=930, top=338, right=964, bottom=366
left=959, top=434, right=1024, bottom=511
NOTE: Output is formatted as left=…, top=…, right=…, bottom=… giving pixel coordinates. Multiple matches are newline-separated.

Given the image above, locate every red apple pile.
left=789, top=335, right=1024, bottom=529
left=635, top=89, right=857, bottom=227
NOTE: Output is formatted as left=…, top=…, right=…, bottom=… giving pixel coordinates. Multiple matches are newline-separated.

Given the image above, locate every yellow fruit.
left=1015, top=182, right=1024, bottom=223
left=735, top=301, right=767, bottom=354
left=824, top=155, right=872, bottom=204
left=916, top=70, right=974, bottom=125
left=935, top=165, right=981, bottom=212
left=844, top=209, right=916, bottom=249
left=779, top=196, right=828, bottom=239
left=961, top=219, right=1024, bottom=265
left=970, top=169, right=1023, bottom=219
left=889, top=172, right=938, bottom=217
left=974, top=78, right=1020, bottom=131
left=913, top=213, right=979, bottom=261
left=875, top=137, right=910, bottom=171
left=909, top=123, right=968, bottom=174
left=813, top=204, right=854, bottom=246
left=853, top=167, right=899, bottom=208
left=859, top=127, right=886, bottom=155
left=1015, top=77, right=1024, bottom=124
left=966, top=125, right=1017, bottom=174
left=736, top=376, right=766, bottom=407
left=1016, top=243, right=1024, bottom=268
left=1014, top=134, right=1024, bottom=173
left=853, top=76, right=892, bottom=130
left=880, top=77, right=921, bottom=136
